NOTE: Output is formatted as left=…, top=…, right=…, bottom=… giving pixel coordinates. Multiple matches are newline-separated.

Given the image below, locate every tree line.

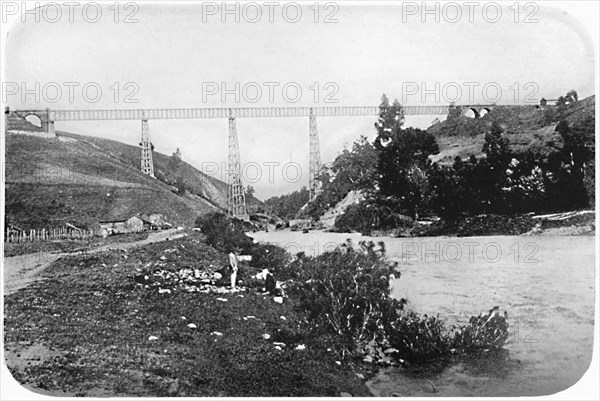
left=268, top=92, right=594, bottom=233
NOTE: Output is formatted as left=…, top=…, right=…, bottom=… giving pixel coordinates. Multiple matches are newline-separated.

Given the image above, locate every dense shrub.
left=195, top=212, right=253, bottom=253
left=283, top=242, right=401, bottom=351
left=278, top=240, right=509, bottom=364
left=334, top=202, right=413, bottom=235
left=451, top=308, right=509, bottom=351
left=385, top=312, right=451, bottom=361
left=384, top=308, right=509, bottom=363
left=245, top=243, right=290, bottom=274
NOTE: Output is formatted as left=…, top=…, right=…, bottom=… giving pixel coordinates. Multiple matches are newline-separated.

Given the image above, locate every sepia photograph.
left=1, top=1, right=598, bottom=399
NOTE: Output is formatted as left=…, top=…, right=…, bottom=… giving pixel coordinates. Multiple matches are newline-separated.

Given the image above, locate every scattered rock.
left=355, top=373, right=365, bottom=380
left=210, top=331, right=223, bottom=336
left=262, top=333, right=271, bottom=340
left=295, top=344, right=306, bottom=350
left=340, top=392, right=352, bottom=397
left=216, top=298, right=228, bottom=302
left=167, top=379, right=179, bottom=395
left=148, top=336, right=159, bottom=341
left=273, top=296, right=283, bottom=304
left=187, top=323, right=197, bottom=329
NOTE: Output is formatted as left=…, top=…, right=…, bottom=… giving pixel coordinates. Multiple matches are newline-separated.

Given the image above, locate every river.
left=251, top=230, right=595, bottom=397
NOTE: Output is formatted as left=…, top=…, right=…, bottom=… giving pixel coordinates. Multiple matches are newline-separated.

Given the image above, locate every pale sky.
left=3, top=1, right=597, bottom=199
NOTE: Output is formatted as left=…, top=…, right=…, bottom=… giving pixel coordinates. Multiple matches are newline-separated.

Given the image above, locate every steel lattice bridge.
left=10, top=104, right=494, bottom=220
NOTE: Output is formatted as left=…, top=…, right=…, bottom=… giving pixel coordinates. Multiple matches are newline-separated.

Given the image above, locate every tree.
left=175, top=176, right=186, bottom=196
left=373, top=95, right=404, bottom=147
left=375, top=126, right=439, bottom=218
left=305, top=136, right=379, bottom=219
left=264, top=187, right=310, bottom=220
left=566, top=90, right=578, bottom=103
left=482, top=122, right=511, bottom=166
left=169, top=148, right=183, bottom=170
left=246, top=185, right=255, bottom=197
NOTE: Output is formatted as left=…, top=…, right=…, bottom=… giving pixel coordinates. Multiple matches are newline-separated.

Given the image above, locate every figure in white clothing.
left=228, top=251, right=238, bottom=289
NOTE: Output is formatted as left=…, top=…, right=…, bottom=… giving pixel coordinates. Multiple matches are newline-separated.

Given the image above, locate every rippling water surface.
left=252, top=230, right=595, bottom=397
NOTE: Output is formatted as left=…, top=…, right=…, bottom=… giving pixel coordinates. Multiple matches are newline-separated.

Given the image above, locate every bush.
left=385, top=312, right=451, bottom=362
left=451, top=307, right=509, bottom=352
left=384, top=307, right=510, bottom=363
left=283, top=242, right=402, bottom=353
left=277, top=240, right=509, bottom=365
left=334, top=202, right=414, bottom=235
left=195, top=212, right=253, bottom=253
left=246, top=243, right=290, bottom=274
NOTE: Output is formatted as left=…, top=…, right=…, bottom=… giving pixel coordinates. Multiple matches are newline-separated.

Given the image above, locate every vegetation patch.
left=4, top=234, right=370, bottom=397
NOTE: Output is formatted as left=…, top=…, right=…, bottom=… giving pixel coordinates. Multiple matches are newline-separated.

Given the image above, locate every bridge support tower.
left=140, top=119, right=155, bottom=177
left=309, top=108, right=322, bottom=201
left=227, top=117, right=249, bottom=221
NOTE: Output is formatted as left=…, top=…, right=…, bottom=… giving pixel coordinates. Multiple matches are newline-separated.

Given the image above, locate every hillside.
left=312, top=95, right=595, bottom=227
left=5, top=118, right=262, bottom=230
left=428, top=95, right=595, bottom=164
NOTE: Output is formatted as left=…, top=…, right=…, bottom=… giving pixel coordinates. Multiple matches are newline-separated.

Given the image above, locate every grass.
left=4, top=131, right=236, bottom=229
left=4, top=233, right=371, bottom=397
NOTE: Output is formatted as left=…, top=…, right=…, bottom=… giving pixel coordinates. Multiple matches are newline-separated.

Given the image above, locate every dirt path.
left=3, top=230, right=186, bottom=296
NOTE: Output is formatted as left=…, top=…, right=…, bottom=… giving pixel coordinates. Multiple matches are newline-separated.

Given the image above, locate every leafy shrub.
left=451, top=308, right=509, bottom=352
left=334, top=202, right=414, bottom=235
left=277, top=239, right=509, bottom=364
left=283, top=242, right=402, bottom=353
left=246, top=243, right=290, bottom=274
left=195, top=212, right=253, bottom=253
left=385, top=312, right=451, bottom=362
left=383, top=307, right=510, bottom=363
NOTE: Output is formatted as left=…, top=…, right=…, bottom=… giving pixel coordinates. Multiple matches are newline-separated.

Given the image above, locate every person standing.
left=228, top=250, right=239, bottom=289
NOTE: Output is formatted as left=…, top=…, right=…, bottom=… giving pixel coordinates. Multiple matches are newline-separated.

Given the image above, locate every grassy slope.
left=428, top=95, right=595, bottom=164
left=62, top=132, right=263, bottom=210
left=5, top=123, right=262, bottom=229
left=4, top=234, right=370, bottom=397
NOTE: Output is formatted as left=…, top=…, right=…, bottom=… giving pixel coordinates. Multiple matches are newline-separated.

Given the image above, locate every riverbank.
left=415, top=211, right=595, bottom=237
left=323, top=210, right=595, bottom=238
left=252, top=230, right=595, bottom=396
left=3, top=233, right=371, bottom=397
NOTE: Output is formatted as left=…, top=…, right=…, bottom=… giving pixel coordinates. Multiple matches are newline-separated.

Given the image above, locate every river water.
left=251, top=230, right=596, bottom=397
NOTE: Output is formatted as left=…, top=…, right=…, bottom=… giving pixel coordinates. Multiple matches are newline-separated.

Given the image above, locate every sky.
left=2, top=1, right=597, bottom=199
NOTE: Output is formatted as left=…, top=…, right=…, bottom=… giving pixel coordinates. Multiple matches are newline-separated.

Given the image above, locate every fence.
left=4, top=227, right=94, bottom=243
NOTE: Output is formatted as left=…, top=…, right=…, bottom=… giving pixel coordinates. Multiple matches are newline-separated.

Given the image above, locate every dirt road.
left=3, top=230, right=186, bottom=296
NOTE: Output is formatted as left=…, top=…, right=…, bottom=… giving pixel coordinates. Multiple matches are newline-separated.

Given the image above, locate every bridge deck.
left=28, top=105, right=496, bottom=121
